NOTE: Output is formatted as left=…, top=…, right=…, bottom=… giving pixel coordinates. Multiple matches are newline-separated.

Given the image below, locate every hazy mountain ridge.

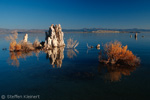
left=1, top=28, right=150, bottom=34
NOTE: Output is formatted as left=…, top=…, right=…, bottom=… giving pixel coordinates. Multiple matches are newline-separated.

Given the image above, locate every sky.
left=0, top=0, right=150, bottom=29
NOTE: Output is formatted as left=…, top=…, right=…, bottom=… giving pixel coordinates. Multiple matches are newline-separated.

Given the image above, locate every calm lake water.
left=0, top=33, right=150, bottom=100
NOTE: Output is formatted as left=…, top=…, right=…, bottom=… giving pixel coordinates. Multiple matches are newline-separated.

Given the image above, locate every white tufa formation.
left=23, top=34, right=28, bottom=42
left=45, top=24, right=65, bottom=49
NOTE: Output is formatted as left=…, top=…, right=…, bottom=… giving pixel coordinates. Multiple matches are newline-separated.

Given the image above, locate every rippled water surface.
left=0, top=33, right=150, bottom=100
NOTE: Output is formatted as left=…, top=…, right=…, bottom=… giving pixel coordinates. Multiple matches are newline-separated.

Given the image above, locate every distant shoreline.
left=1, top=28, right=150, bottom=34
left=0, top=31, right=145, bottom=34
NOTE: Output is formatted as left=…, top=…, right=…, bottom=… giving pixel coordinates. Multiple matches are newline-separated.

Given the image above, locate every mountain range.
left=0, top=28, right=150, bottom=34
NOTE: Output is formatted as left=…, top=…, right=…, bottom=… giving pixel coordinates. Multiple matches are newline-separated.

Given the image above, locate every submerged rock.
left=2, top=48, right=7, bottom=50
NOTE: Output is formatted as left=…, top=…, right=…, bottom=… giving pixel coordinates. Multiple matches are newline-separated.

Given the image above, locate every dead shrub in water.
left=15, top=44, right=22, bottom=51
left=33, top=38, right=41, bottom=48
left=19, top=41, right=35, bottom=51
left=66, top=38, right=79, bottom=48
left=5, top=31, right=38, bottom=51
left=9, top=41, right=17, bottom=51
left=99, top=41, right=140, bottom=66
left=5, top=30, right=18, bottom=51
left=5, top=30, right=18, bottom=42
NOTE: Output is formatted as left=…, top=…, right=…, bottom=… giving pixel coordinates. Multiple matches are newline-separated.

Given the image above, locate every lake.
left=0, top=33, right=150, bottom=100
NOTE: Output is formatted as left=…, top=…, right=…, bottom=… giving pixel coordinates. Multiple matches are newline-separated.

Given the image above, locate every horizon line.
left=1, top=27, right=150, bottom=30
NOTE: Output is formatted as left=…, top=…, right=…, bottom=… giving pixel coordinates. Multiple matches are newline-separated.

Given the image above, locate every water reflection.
left=8, top=47, right=65, bottom=68
left=8, top=50, right=40, bottom=67
left=98, top=64, right=137, bottom=82
left=8, top=47, right=137, bottom=82
left=135, top=36, right=137, bottom=40
left=68, top=72, right=95, bottom=80
left=67, top=49, right=79, bottom=59
left=45, top=47, right=64, bottom=68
